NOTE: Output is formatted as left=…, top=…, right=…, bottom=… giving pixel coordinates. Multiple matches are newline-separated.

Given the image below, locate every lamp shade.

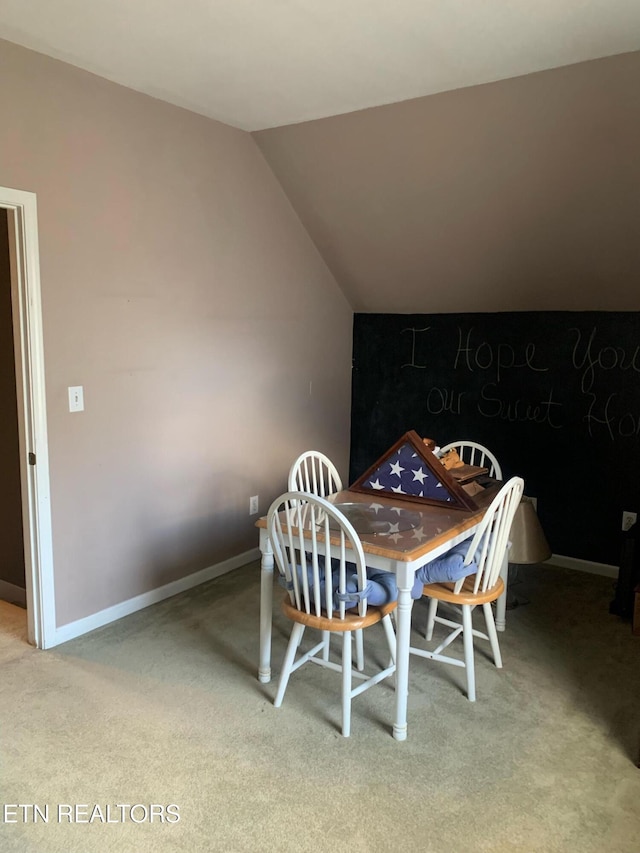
left=509, top=496, right=552, bottom=564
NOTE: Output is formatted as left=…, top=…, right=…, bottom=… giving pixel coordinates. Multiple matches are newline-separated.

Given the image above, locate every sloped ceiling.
left=0, top=1, right=639, bottom=130
left=255, top=52, right=640, bottom=313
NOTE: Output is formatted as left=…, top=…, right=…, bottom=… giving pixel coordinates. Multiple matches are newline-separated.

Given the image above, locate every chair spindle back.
left=288, top=451, right=342, bottom=498
left=268, top=492, right=368, bottom=620
left=455, top=477, right=524, bottom=595
left=438, top=440, right=503, bottom=480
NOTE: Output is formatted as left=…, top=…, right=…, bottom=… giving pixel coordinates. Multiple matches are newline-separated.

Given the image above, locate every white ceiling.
left=1, top=1, right=640, bottom=131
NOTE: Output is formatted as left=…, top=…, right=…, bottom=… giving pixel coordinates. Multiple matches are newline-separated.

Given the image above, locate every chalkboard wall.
left=350, top=312, right=640, bottom=566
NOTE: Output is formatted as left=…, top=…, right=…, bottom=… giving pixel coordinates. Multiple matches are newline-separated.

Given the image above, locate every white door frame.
left=2, top=186, right=55, bottom=648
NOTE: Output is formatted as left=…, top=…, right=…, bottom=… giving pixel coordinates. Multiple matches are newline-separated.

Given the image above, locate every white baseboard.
left=0, top=579, right=27, bottom=607
left=549, top=554, right=618, bottom=579
left=52, top=547, right=260, bottom=647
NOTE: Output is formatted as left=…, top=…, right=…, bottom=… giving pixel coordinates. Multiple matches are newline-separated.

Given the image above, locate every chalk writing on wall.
left=398, top=323, right=640, bottom=440
left=350, top=312, right=640, bottom=565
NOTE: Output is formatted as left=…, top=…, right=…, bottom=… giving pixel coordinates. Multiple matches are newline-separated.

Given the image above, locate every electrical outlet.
left=249, top=495, right=259, bottom=516
left=622, top=511, right=637, bottom=532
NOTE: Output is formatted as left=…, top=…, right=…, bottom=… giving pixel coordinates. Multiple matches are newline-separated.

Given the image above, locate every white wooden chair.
left=437, top=440, right=503, bottom=480
left=409, top=477, right=524, bottom=701
left=268, top=491, right=397, bottom=737
left=288, top=451, right=361, bottom=667
left=288, top=450, right=343, bottom=496
left=431, top=440, right=504, bottom=627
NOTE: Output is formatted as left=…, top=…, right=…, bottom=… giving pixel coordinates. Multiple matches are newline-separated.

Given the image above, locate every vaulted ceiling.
left=1, top=0, right=639, bottom=130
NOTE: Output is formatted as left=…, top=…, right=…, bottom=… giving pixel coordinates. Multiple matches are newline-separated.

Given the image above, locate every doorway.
left=0, top=209, right=26, bottom=606
left=0, top=186, right=55, bottom=648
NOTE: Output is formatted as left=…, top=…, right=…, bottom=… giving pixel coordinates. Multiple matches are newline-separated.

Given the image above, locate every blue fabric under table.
left=287, top=539, right=476, bottom=610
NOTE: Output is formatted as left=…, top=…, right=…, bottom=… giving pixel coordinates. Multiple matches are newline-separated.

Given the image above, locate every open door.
left=0, top=210, right=26, bottom=605
left=1, top=186, right=55, bottom=648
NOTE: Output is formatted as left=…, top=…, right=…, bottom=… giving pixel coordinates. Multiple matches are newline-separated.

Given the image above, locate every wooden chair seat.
left=422, top=576, right=505, bottom=607
left=281, top=595, right=397, bottom=632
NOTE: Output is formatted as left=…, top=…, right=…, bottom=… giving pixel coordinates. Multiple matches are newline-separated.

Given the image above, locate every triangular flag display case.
left=350, top=430, right=479, bottom=511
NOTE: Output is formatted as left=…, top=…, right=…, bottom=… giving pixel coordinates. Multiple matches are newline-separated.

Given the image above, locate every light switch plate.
left=68, top=386, right=84, bottom=412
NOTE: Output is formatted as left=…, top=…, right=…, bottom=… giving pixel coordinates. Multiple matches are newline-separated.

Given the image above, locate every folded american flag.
left=363, top=440, right=457, bottom=503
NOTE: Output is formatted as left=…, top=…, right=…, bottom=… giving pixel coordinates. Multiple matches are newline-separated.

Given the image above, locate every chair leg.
left=381, top=614, right=396, bottom=664
left=274, top=623, right=304, bottom=708
left=461, top=605, right=476, bottom=702
left=342, top=631, right=353, bottom=737
left=355, top=629, right=364, bottom=671
left=389, top=608, right=398, bottom=658
left=483, top=602, right=503, bottom=668
left=322, top=630, right=331, bottom=661
left=425, top=597, right=438, bottom=640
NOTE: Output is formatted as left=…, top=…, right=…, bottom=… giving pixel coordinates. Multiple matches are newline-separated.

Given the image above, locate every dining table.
left=256, top=481, right=506, bottom=741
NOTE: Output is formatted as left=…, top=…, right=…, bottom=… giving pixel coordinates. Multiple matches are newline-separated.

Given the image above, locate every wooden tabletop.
left=256, top=482, right=500, bottom=563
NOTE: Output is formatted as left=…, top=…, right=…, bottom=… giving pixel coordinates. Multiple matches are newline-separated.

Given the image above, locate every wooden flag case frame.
left=350, top=430, right=479, bottom=511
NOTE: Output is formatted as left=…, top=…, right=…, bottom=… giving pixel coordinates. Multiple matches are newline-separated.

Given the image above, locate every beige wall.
left=0, top=208, right=25, bottom=591
left=0, top=39, right=353, bottom=627
left=254, top=51, right=640, bottom=313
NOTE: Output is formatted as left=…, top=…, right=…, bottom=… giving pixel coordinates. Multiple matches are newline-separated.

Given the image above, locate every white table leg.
left=393, top=565, right=414, bottom=741
left=259, top=536, right=274, bottom=683
left=495, top=552, right=508, bottom=632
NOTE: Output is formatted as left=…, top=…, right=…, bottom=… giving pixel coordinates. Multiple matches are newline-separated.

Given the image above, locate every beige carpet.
left=1, top=562, right=639, bottom=852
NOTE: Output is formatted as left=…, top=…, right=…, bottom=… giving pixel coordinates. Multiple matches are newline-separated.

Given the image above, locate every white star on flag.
left=412, top=467, right=427, bottom=484
left=369, top=478, right=385, bottom=490
left=389, top=461, right=405, bottom=477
